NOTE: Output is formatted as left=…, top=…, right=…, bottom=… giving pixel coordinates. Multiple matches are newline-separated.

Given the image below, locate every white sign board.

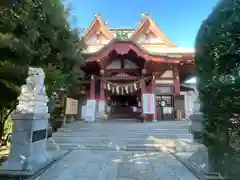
left=85, top=99, right=96, bottom=121
left=142, top=94, right=155, bottom=114
left=65, top=98, right=78, bottom=115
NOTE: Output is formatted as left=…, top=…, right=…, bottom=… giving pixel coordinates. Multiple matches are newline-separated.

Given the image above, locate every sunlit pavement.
left=35, top=120, right=199, bottom=180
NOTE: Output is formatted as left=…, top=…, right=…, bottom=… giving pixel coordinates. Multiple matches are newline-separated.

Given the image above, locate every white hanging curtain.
left=116, top=86, right=119, bottom=94
left=107, top=83, right=111, bottom=91
left=112, top=86, right=115, bottom=93
left=134, top=83, right=137, bottom=91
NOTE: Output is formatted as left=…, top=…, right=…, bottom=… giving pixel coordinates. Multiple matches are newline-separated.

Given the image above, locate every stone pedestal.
left=0, top=67, right=65, bottom=177
left=176, top=144, right=222, bottom=180
left=190, top=99, right=204, bottom=141
left=1, top=113, right=50, bottom=173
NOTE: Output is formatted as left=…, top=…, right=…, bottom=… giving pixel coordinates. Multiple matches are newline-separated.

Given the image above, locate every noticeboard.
left=142, top=94, right=155, bottom=114
left=65, top=98, right=78, bottom=115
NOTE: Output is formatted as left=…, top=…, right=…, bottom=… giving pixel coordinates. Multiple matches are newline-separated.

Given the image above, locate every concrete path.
left=35, top=120, right=199, bottom=180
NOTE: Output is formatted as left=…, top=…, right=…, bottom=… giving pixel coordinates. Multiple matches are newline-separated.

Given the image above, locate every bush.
left=195, top=0, right=240, bottom=178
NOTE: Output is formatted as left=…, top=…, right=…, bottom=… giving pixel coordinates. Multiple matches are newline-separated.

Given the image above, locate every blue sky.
left=64, top=0, right=219, bottom=48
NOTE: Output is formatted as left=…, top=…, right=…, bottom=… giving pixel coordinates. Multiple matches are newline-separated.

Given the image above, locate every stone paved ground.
left=35, top=120, right=199, bottom=180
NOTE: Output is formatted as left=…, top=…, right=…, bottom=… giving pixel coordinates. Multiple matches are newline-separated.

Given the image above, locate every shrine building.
left=79, top=14, right=196, bottom=121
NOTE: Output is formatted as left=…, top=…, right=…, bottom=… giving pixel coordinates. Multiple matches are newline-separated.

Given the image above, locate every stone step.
left=58, top=127, right=190, bottom=130
left=57, top=130, right=190, bottom=134
left=47, top=139, right=196, bottom=151
left=55, top=130, right=190, bottom=133
left=50, top=137, right=192, bottom=143
left=53, top=132, right=190, bottom=137
left=53, top=133, right=191, bottom=138
left=47, top=143, right=166, bottom=151
left=48, top=121, right=194, bottom=151
left=47, top=142, right=197, bottom=152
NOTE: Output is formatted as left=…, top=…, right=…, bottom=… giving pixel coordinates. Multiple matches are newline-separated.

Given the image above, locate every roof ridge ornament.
left=141, top=12, right=151, bottom=18
left=94, top=13, right=103, bottom=17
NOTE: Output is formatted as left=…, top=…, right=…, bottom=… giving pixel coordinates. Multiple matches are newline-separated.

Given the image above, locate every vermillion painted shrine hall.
left=79, top=14, right=196, bottom=121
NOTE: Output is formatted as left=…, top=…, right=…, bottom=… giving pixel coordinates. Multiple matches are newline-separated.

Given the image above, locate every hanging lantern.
left=130, top=85, right=133, bottom=93
left=125, top=86, right=128, bottom=94
left=112, top=86, right=115, bottom=93
left=121, top=87, right=124, bottom=95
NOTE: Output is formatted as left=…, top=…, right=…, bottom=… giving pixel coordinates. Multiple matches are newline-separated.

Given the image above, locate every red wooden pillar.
left=100, top=70, right=105, bottom=101
left=173, top=64, right=180, bottom=95
left=90, top=75, right=95, bottom=99
left=151, top=76, right=157, bottom=121
left=140, top=78, right=146, bottom=121
left=140, top=78, right=146, bottom=93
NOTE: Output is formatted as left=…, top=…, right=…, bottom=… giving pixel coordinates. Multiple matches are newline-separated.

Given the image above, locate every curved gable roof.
left=83, top=14, right=114, bottom=42
left=131, top=14, right=176, bottom=47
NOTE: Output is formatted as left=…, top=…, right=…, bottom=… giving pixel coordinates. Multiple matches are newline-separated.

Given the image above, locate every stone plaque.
left=32, top=129, right=47, bottom=143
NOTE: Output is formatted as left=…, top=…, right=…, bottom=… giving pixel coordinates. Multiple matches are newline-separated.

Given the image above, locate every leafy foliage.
left=0, top=0, right=84, bottom=137
left=195, top=0, right=240, bottom=178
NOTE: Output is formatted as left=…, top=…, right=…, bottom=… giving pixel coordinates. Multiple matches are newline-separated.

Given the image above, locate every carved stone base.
left=0, top=113, right=51, bottom=177
left=176, top=149, right=223, bottom=180
left=0, top=150, right=67, bottom=178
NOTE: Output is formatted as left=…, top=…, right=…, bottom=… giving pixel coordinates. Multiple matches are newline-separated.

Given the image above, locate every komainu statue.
left=16, top=67, right=48, bottom=114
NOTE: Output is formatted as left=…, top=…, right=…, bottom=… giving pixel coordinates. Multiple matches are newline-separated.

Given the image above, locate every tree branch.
left=3, top=106, right=15, bottom=122
left=2, top=102, right=17, bottom=122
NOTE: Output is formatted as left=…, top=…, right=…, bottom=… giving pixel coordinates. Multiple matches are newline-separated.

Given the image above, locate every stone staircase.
left=47, top=120, right=196, bottom=152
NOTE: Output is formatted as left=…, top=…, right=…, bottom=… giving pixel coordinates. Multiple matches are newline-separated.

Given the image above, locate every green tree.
left=195, top=0, right=240, bottom=178
left=0, top=0, right=84, bottom=138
